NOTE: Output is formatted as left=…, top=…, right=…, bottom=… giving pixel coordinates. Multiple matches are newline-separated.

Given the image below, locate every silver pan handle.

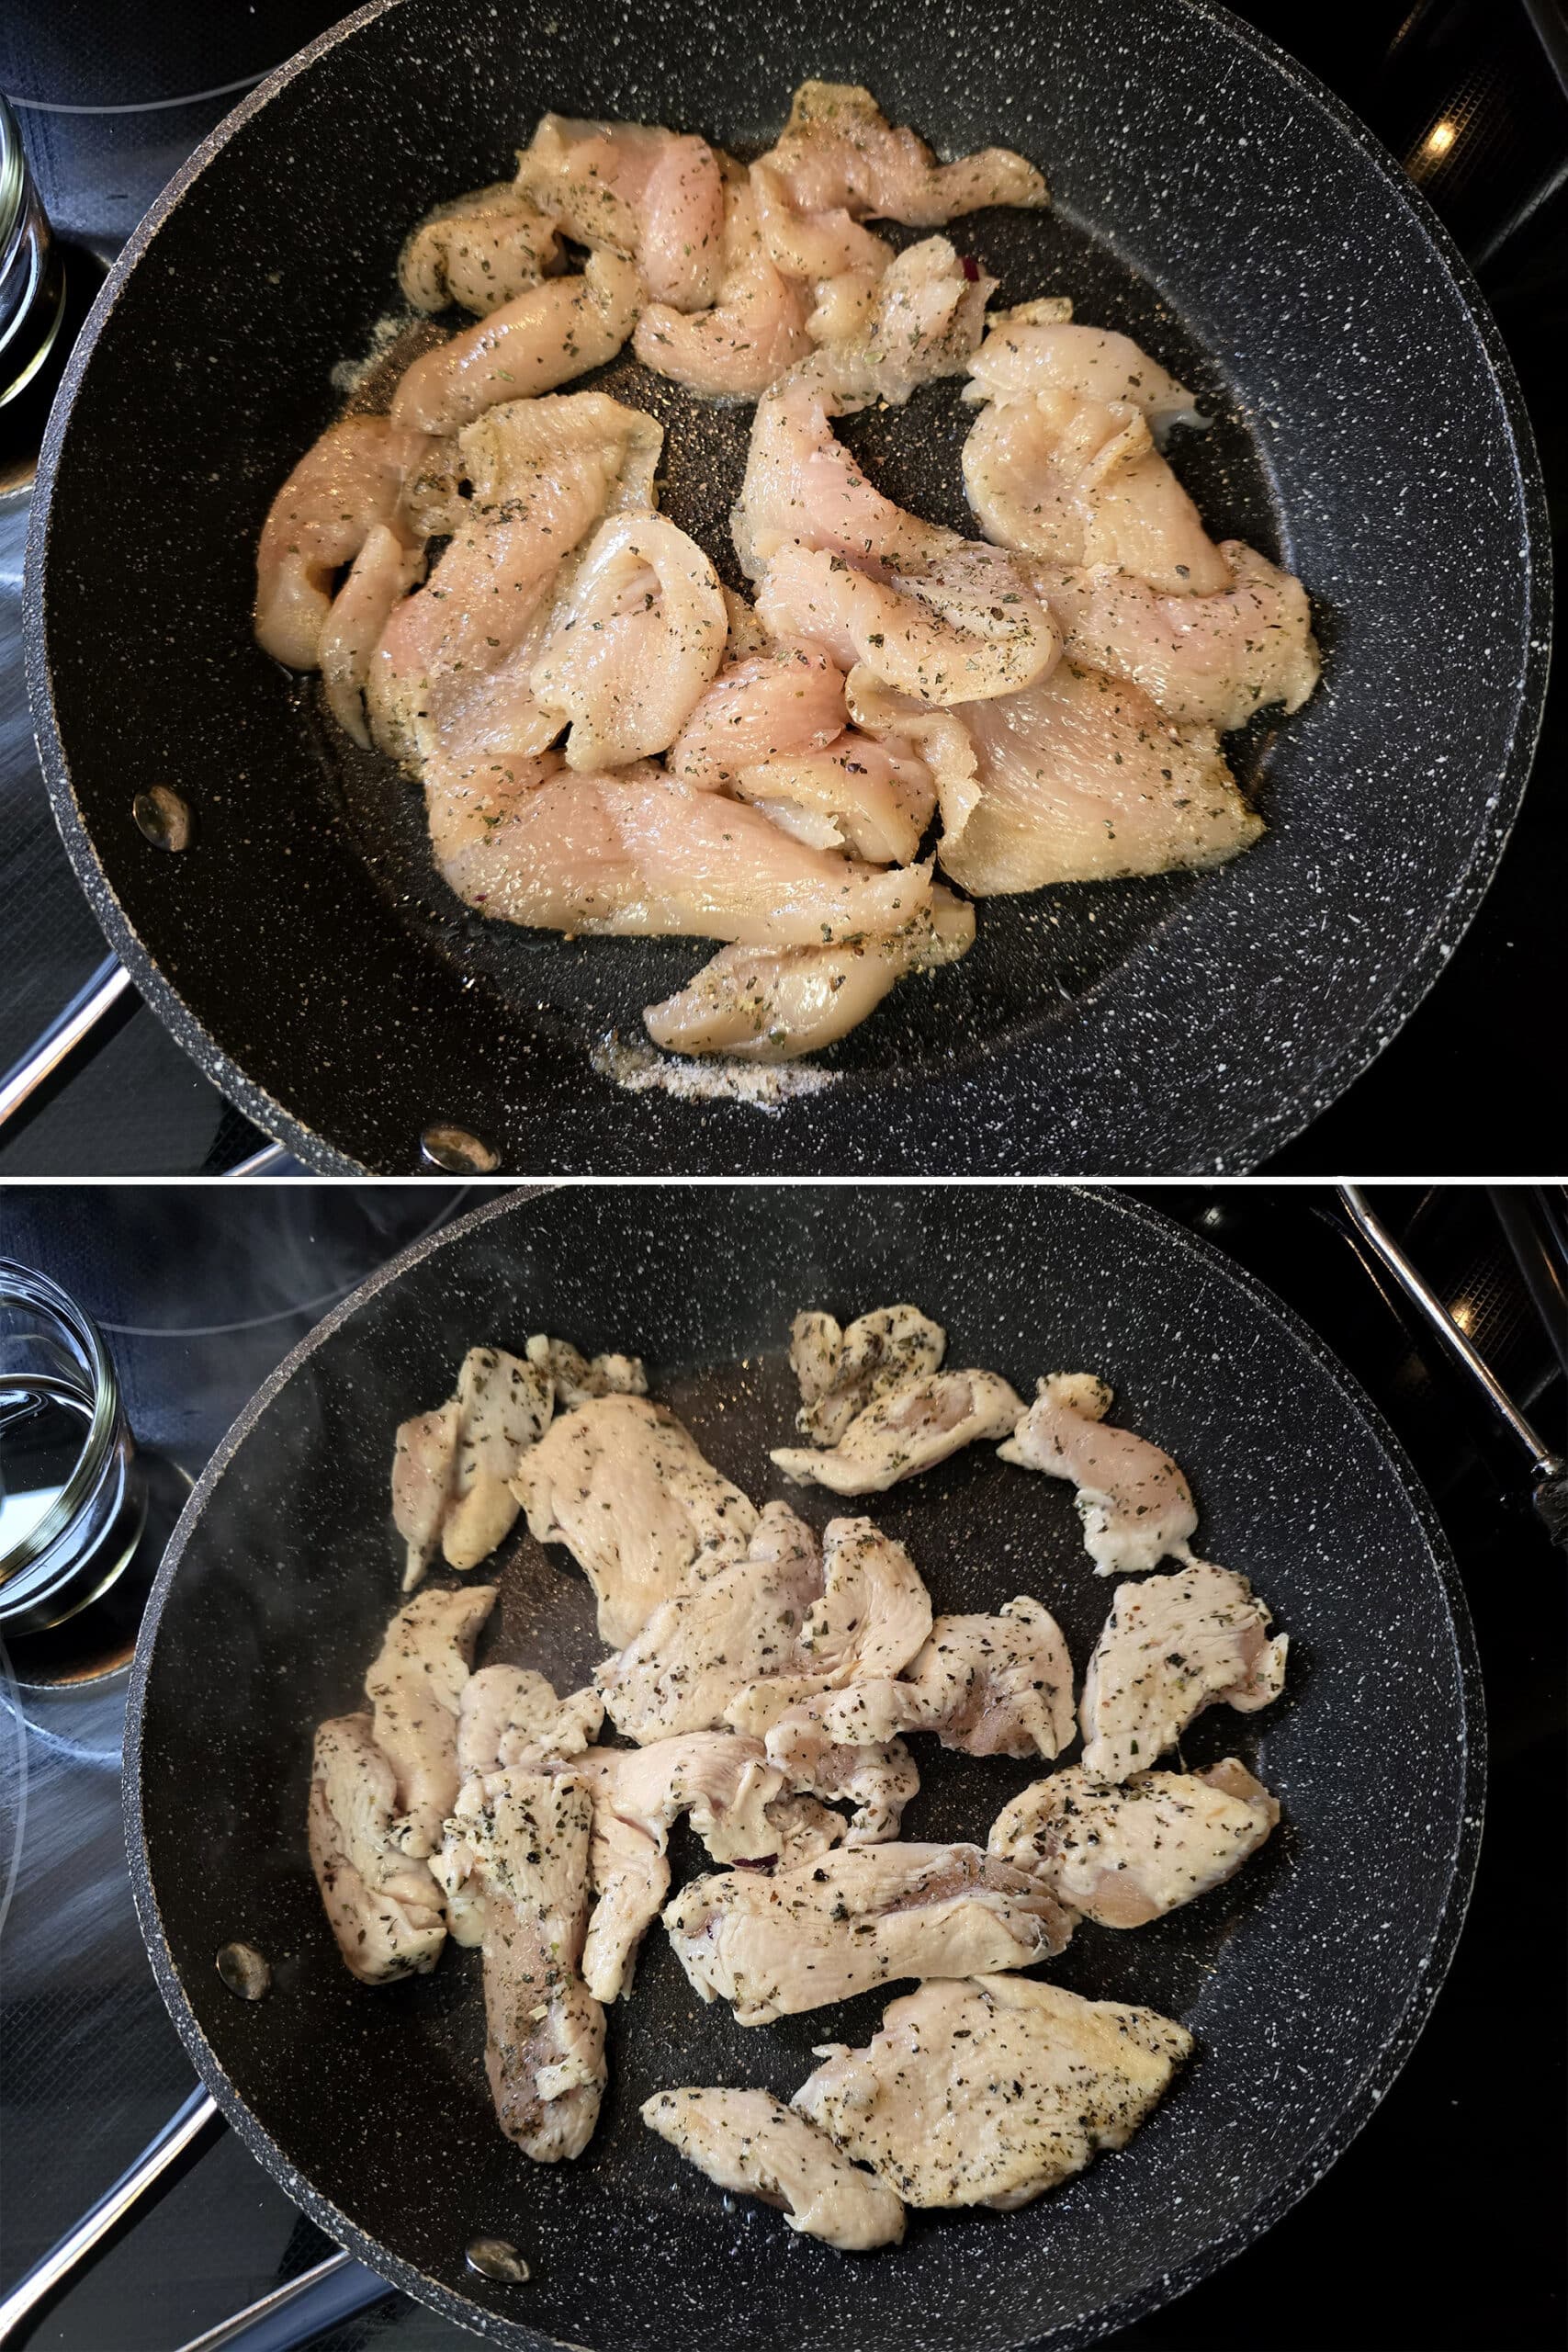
left=0, top=956, right=131, bottom=1136
left=172, top=2249, right=395, bottom=2352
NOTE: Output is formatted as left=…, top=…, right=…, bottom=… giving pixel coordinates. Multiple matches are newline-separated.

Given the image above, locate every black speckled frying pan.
left=125, top=1184, right=1482, bottom=2350
left=25, top=0, right=1550, bottom=1177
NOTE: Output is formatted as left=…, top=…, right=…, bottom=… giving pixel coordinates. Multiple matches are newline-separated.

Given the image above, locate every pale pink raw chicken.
left=964, top=304, right=1204, bottom=443
left=530, top=512, right=728, bottom=769
left=515, top=115, right=725, bottom=311
left=634, top=171, right=814, bottom=400
left=399, top=181, right=561, bottom=316
left=666, top=645, right=848, bottom=788
left=756, top=81, right=1046, bottom=227
left=254, top=414, right=431, bottom=669
left=389, top=250, right=641, bottom=435
left=757, top=538, right=1056, bottom=707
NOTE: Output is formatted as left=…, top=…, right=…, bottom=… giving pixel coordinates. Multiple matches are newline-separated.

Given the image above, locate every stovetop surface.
left=0, top=0, right=1562, bottom=1175
left=0, top=1181, right=1562, bottom=2351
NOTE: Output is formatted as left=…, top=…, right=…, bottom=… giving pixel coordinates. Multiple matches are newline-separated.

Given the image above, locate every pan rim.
left=121, top=1182, right=1486, bottom=2350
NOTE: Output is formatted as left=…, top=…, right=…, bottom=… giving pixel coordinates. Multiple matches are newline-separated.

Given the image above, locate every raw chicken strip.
left=990, top=1758, right=1279, bottom=1928
left=634, top=171, right=814, bottom=400
left=525, top=1334, right=648, bottom=1408
left=727, top=723, right=937, bottom=863
left=452, top=1770, right=605, bottom=2160
left=665, top=1842, right=1071, bottom=2024
left=515, top=115, right=725, bottom=311
left=735, top=357, right=950, bottom=578
left=757, top=82, right=1047, bottom=227
left=254, top=415, right=430, bottom=669
left=665, top=645, right=847, bottom=789
left=964, top=307, right=1204, bottom=445
left=643, top=894, right=972, bottom=1063
left=598, top=1501, right=822, bottom=1744
left=999, top=1373, right=1198, bottom=1575
left=939, top=662, right=1261, bottom=896
left=1037, top=545, right=1321, bottom=731
left=390, top=1400, right=460, bottom=1590
left=530, top=513, right=727, bottom=768
left=512, top=1395, right=758, bottom=1647
left=772, top=1367, right=1023, bottom=1493
left=726, top=1517, right=933, bottom=1737
left=820, top=1596, right=1075, bottom=1759
left=750, top=159, right=894, bottom=281
left=833, top=237, right=996, bottom=406
left=363, top=1582, right=496, bottom=1856
left=389, top=249, right=641, bottom=435
left=795, top=1975, right=1190, bottom=2209
left=400, top=181, right=560, bottom=316
left=428, top=763, right=936, bottom=947
left=963, top=386, right=1229, bottom=593
left=308, top=1714, right=447, bottom=1983
left=788, top=1304, right=947, bottom=1445
left=1080, top=1560, right=1288, bottom=1782
left=318, top=525, right=426, bottom=746
left=642, top=2088, right=905, bottom=2250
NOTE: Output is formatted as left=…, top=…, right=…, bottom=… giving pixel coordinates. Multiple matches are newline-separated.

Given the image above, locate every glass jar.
left=0, top=1261, right=148, bottom=1636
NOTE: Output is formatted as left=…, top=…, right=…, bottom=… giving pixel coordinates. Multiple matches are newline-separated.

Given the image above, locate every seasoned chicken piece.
left=725, top=722, right=937, bottom=862
left=643, top=893, right=972, bottom=1062
left=964, top=306, right=1204, bottom=445
left=442, top=1346, right=554, bottom=1572
left=367, top=392, right=661, bottom=786
left=772, top=1367, right=1023, bottom=1494
left=254, top=414, right=431, bottom=670
left=665, top=1842, right=1071, bottom=2024
left=820, top=1596, right=1075, bottom=1759
left=1036, top=545, right=1321, bottom=731
left=830, top=237, right=996, bottom=406
left=318, top=524, right=426, bottom=746
left=1080, top=1560, right=1288, bottom=1782
left=758, top=1705, right=919, bottom=1844
left=726, top=1516, right=933, bottom=1736
left=598, top=1501, right=822, bottom=1744
left=963, top=385, right=1229, bottom=593
left=427, top=760, right=936, bottom=947
left=389, top=249, right=641, bottom=435
left=634, top=170, right=814, bottom=400
left=364, top=1582, right=496, bottom=1856
left=530, top=513, right=727, bottom=769
left=990, top=1758, right=1279, bottom=1928
left=512, top=1395, right=758, bottom=1647
left=795, top=1974, right=1190, bottom=2208
left=666, top=645, right=848, bottom=790
left=735, top=356, right=950, bottom=579
left=643, top=2088, right=905, bottom=2250
left=390, top=1399, right=460, bottom=1590
left=308, top=1714, right=447, bottom=1983
left=788, top=1304, right=947, bottom=1445
left=939, top=662, right=1261, bottom=895
left=750, top=159, right=894, bottom=281
left=525, top=1334, right=647, bottom=1408
left=452, top=1770, right=605, bottom=2160
left=458, top=1666, right=604, bottom=1777
left=757, top=81, right=1047, bottom=227
left=515, top=114, right=725, bottom=311
left=998, top=1373, right=1198, bottom=1575
left=399, top=180, right=561, bottom=316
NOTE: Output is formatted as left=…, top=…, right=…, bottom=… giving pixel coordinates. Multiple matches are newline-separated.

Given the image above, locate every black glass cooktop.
left=0, top=1, right=1562, bottom=1174
left=0, top=1181, right=1562, bottom=2350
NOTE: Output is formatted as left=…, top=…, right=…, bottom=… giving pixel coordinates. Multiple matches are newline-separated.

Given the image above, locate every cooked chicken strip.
left=998, top=1373, right=1198, bottom=1575
left=642, top=895, right=973, bottom=1063
left=390, top=249, right=641, bottom=435
left=452, top=1770, right=605, bottom=2160
left=772, top=1367, right=1023, bottom=1493
left=788, top=1304, right=947, bottom=1445
left=726, top=1516, right=933, bottom=1736
left=665, top=644, right=847, bottom=790
left=795, top=1974, right=1190, bottom=2209
left=525, top=1334, right=647, bottom=1408
left=512, top=1395, right=758, bottom=1647
left=758, top=1706, right=919, bottom=1845
left=964, top=306, right=1204, bottom=445
left=308, top=1714, right=447, bottom=1983
left=665, top=1842, right=1071, bottom=2024
left=598, top=1501, right=822, bottom=1743
left=1036, top=544, right=1321, bottom=731
left=442, top=1346, right=554, bottom=1572
left=364, top=1583, right=496, bottom=1857
left=820, top=1596, right=1076, bottom=1759
left=399, top=180, right=561, bottom=316
left=643, top=2088, right=905, bottom=2250
left=254, top=414, right=431, bottom=670
left=939, top=661, right=1261, bottom=896
left=515, top=115, right=725, bottom=311
left=1080, top=1560, right=1288, bottom=1782
left=990, top=1758, right=1279, bottom=1927
left=530, top=512, right=728, bottom=769
left=634, top=170, right=814, bottom=400
left=390, top=1400, right=460, bottom=1591
left=757, top=81, right=1047, bottom=227
left=458, top=1666, right=604, bottom=1777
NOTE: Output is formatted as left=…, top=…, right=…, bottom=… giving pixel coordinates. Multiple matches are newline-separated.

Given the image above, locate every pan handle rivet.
left=216, top=1941, right=272, bottom=2000
left=420, top=1124, right=500, bottom=1175
left=132, top=786, right=194, bottom=852
left=466, top=2236, right=529, bottom=2283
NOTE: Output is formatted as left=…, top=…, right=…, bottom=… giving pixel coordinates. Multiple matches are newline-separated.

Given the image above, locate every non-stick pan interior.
left=28, top=0, right=1547, bottom=1172
left=128, top=1187, right=1482, bottom=2350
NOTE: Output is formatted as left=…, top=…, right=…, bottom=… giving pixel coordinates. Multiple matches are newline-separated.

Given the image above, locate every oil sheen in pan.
left=312, top=199, right=1294, bottom=1087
